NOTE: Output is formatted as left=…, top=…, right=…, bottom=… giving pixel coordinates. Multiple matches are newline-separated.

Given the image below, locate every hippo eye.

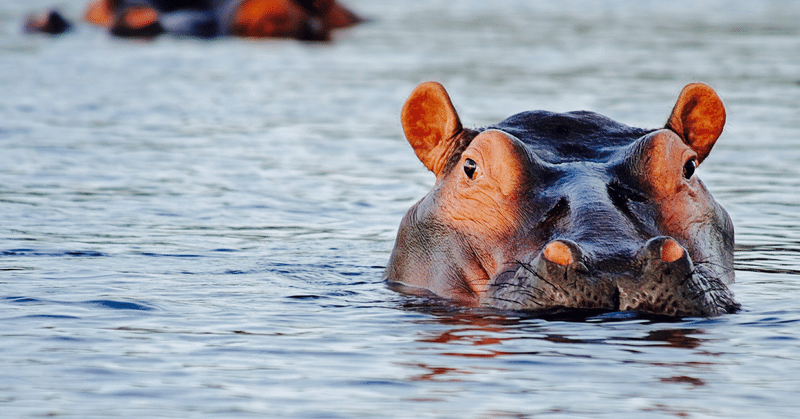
left=463, top=158, right=477, bottom=179
left=683, top=158, right=696, bottom=180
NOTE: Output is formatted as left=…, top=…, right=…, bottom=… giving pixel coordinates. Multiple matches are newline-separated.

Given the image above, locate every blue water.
left=2, top=0, right=800, bottom=417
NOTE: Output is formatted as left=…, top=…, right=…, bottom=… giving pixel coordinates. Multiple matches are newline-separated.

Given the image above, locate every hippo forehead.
left=488, top=110, right=654, bottom=164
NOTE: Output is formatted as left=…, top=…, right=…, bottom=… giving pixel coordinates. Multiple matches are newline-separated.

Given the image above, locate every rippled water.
left=2, top=0, right=800, bottom=417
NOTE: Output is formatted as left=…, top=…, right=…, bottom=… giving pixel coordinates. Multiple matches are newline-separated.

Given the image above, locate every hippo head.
left=385, top=82, right=738, bottom=317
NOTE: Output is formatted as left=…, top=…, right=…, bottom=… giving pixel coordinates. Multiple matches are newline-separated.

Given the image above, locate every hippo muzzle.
left=385, top=82, right=738, bottom=317
left=485, top=237, right=737, bottom=316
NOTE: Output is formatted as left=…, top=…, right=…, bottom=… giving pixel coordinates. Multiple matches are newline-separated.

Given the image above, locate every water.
left=2, top=0, right=800, bottom=417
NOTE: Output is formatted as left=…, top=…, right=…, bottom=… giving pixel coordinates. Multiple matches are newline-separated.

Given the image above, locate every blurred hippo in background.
left=24, top=9, right=72, bottom=35
left=26, top=0, right=363, bottom=41
left=386, top=82, right=738, bottom=317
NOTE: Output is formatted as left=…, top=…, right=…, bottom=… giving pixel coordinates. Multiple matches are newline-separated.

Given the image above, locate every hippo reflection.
left=385, top=82, right=738, bottom=317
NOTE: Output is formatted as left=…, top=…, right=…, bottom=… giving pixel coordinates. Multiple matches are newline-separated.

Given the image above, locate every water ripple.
left=4, top=296, right=155, bottom=311
left=1, top=0, right=800, bottom=417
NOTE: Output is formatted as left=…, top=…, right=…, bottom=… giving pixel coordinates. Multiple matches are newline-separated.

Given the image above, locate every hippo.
left=385, top=82, right=738, bottom=317
left=26, top=0, right=362, bottom=41
left=23, top=9, right=72, bottom=35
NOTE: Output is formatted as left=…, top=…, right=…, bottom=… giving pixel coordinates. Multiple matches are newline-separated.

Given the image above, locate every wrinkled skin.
left=385, top=82, right=738, bottom=317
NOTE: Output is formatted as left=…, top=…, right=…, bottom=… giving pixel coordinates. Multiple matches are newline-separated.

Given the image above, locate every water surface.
left=2, top=0, right=800, bottom=417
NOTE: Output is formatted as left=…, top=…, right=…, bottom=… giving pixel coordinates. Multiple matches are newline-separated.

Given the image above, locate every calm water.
left=2, top=0, right=800, bottom=417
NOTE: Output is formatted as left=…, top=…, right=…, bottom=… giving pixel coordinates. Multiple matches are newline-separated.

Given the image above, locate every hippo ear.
left=401, top=82, right=463, bottom=176
left=665, top=83, right=726, bottom=164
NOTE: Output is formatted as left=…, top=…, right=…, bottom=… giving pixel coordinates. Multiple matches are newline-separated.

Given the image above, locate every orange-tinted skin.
left=83, top=0, right=114, bottom=26
left=324, top=1, right=363, bottom=28
left=118, top=6, right=160, bottom=29
left=543, top=241, right=573, bottom=266
left=435, top=131, right=530, bottom=296
left=660, top=239, right=684, bottom=263
left=230, top=0, right=308, bottom=38
left=226, top=0, right=363, bottom=39
left=26, top=13, right=49, bottom=29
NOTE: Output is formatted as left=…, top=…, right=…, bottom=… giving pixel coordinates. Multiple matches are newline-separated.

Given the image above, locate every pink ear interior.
left=665, top=83, right=726, bottom=164
left=401, top=82, right=462, bottom=176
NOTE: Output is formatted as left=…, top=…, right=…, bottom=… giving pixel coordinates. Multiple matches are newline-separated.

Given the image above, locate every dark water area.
left=2, top=0, right=800, bottom=417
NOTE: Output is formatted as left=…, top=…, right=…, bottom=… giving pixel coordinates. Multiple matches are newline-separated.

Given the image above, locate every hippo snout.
left=483, top=237, right=738, bottom=317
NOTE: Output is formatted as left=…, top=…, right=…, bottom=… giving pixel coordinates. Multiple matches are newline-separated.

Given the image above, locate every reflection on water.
left=641, top=328, right=702, bottom=349
left=395, top=307, right=727, bottom=417
left=412, top=308, right=706, bottom=354
left=1, top=0, right=800, bottom=417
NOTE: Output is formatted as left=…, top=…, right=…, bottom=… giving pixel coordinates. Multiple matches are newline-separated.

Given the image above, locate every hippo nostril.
left=543, top=241, right=573, bottom=266
left=660, top=239, right=685, bottom=263
left=640, top=236, right=688, bottom=265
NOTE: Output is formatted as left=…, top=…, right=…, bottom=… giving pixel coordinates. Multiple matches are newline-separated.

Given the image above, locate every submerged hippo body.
left=385, top=82, right=738, bottom=317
